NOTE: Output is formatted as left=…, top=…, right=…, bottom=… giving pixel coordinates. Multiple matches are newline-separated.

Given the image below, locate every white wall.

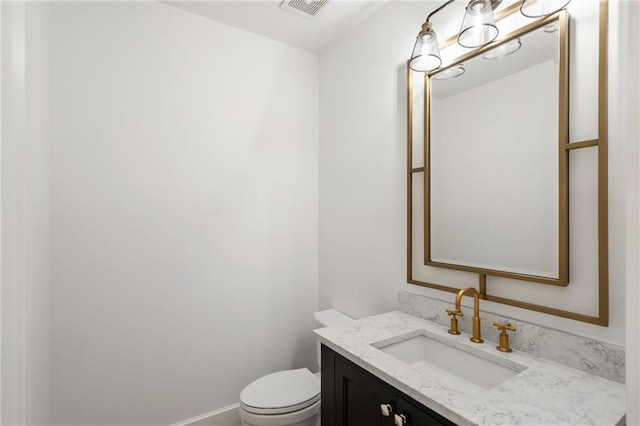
left=318, top=2, right=416, bottom=319
left=49, top=2, right=318, bottom=424
left=1, top=1, right=51, bottom=424
left=319, top=1, right=631, bottom=344
left=623, top=0, right=640, bottom=422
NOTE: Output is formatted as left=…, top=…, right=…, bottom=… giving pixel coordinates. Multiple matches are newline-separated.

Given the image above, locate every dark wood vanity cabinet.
left=321, top=345, right=457, bottom=426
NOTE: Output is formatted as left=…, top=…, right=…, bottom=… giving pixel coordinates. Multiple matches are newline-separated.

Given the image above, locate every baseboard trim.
left=170, top=403, right=240, bottom=426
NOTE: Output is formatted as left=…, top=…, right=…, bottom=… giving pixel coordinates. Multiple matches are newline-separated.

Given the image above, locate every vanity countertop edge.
left=313, top=311, right=626, bottom=426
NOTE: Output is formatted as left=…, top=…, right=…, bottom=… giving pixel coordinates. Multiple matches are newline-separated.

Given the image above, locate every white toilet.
left=239, top=309, right=354, bottom=426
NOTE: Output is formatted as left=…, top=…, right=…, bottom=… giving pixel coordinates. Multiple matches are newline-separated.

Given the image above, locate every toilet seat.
left=240, top=368, right=320, bottom=415
left=239, top=399, right=320, bottom=426
left=241, top=393, right=321, bottom=415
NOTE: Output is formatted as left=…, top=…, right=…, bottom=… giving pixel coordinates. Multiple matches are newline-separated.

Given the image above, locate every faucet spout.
left=454, top=287, right=484, bottom=344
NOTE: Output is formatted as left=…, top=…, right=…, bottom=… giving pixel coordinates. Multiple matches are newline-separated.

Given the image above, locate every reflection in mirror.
left=426, top=13, right=568, bottom=283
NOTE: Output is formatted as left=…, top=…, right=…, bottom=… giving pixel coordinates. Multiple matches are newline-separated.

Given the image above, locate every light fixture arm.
left=425, top=0, right=502, bottom=23
left=410, top=0, right=569, bottom=72
left=426, top=0, right=455, bottom=23
left=410, top=0, right=506, bottom=72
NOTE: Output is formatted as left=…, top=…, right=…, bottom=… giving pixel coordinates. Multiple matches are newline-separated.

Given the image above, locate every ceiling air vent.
left=280, top=0, right=329, bottom=19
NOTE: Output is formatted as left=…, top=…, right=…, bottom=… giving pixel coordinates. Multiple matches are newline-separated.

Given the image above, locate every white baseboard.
left=170, top=403, right=241, bottom=426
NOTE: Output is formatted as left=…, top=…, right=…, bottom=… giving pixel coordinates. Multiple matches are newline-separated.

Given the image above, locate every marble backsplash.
left=398, top=290, right=625, bottom=383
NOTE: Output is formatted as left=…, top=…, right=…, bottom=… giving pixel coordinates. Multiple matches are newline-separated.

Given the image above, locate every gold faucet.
left=448, top=287, right=484, bottom=343
left=493, top=322, right=516, bottom=352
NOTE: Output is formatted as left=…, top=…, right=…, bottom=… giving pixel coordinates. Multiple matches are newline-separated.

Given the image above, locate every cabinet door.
left=322, top=345, right=395, bottom=426
left=335, top=357, right=396, bottom=426
left=395, top=396, right=457, bottom=426
left=320, top=345, right=457, bottom=426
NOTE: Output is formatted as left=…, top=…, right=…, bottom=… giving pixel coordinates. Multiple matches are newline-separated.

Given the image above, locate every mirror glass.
left=427, top=18, right=565, bottom=281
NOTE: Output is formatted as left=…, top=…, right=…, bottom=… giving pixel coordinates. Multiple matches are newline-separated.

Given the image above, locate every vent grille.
left=280, top=0, right=329, bottom=19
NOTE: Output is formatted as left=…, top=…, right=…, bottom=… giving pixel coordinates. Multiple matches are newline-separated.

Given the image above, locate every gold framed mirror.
left=425, top=11, right=569, bottom=286
left=407, top=0, right=609, bottom=326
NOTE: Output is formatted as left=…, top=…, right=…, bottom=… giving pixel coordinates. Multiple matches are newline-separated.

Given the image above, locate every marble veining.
left=314, top=311, right=625, bottom=426
left=398, top=290, right=625, bottom=383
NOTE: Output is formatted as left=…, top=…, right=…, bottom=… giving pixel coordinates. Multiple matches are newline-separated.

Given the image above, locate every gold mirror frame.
left=406, top=0, right=609, bottom=326
left=425, top=11, right=569, bottom=286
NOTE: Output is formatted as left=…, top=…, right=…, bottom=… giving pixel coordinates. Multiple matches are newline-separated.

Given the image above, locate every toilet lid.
left=240, top=368, right=320, bottom=415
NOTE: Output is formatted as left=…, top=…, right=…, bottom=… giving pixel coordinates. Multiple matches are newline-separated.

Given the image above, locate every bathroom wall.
left=319, top=1, right=630, bottom=345
left=318, top=2, right=415, bottom=320
left=623, top=1, right=640, bottom=423
left=1, top=1, right=51, bottom=424
left=49, top=2, right=318, bottom=424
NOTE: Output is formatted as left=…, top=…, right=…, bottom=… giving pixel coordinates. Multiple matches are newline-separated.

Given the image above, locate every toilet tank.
left=314, top=309, right=354, bottom=370
left=314, top=309, right=354, bottom=328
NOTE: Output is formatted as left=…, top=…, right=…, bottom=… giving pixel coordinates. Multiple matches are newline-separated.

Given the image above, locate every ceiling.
left=165, top=0, right=390, bottom=54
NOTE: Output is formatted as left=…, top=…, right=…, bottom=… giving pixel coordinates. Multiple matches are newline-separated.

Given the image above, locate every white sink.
left=375, top=333, right=526, bottom=390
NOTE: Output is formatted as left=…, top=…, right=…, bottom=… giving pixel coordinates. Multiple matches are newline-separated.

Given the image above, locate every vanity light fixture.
left=409, top=21, right=443, bottom=72
left=408, top=0, right=454, bottom=72
left=409, top=0, right=572, bottom=72
left=458, top=0, right=499, bottom=48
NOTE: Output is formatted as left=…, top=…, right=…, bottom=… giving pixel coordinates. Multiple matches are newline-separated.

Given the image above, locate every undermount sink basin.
left=375, top=333, right=526, bottom=390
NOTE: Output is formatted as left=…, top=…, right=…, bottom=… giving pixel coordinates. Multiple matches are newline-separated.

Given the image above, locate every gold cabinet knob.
left=493, top=322, right=516, bottom=352
left=446, top=309, right=463, bottom=335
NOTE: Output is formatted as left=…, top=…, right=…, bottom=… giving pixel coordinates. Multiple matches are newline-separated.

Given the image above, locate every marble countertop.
left=314, top=311, right=625, bottom=426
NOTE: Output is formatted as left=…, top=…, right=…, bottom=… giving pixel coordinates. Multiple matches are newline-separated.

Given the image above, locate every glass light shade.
left=483, top=38, right=522, bottom=59
left=433, top=64, right=465, bottom=80
left=409, top=25, right=442, bottom=72
left=543, top=21, right=560, bottom=33
left=458, top=0, right=499, bottom=48
left=520, top=0, right=571, bottom=18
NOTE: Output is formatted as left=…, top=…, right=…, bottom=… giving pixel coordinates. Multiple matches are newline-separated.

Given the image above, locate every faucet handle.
left=493, top=322, right=516, bottom=352
left=493, top=322, right=516, bottom=332
left=446, top=309, right=463, bottom=335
